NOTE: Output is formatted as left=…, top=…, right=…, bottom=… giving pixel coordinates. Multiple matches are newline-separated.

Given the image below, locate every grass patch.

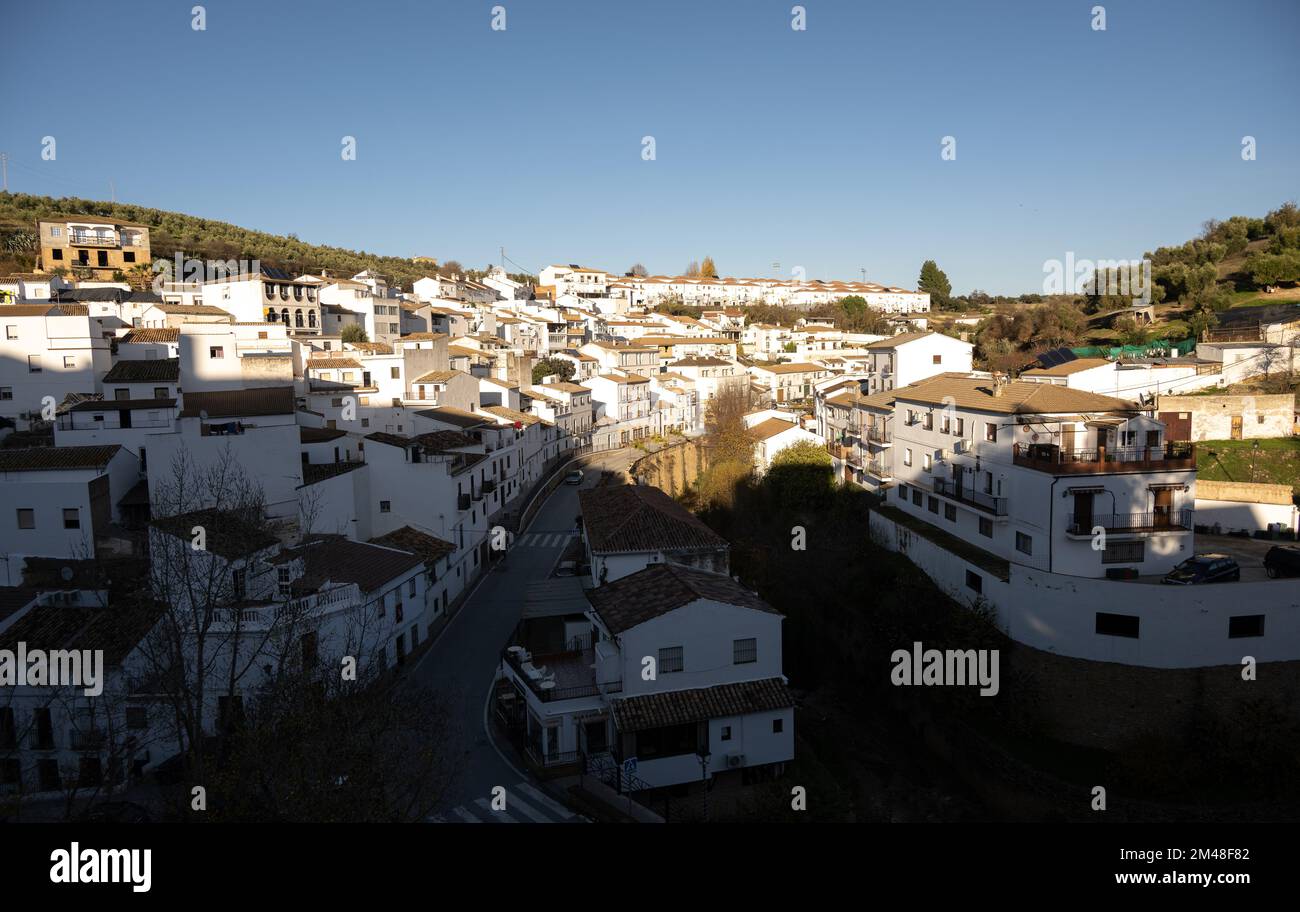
left=1197, top=437, right=1300, bottom=494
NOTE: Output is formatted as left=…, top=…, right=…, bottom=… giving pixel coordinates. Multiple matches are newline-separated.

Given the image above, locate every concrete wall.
left=1158, top=393, right=1295, bottom=441
left=869, top=510, right=1300, bottom=669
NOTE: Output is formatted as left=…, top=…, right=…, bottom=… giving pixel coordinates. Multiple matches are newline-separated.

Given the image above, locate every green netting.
left=1070, top=338, right=1196, bottom=359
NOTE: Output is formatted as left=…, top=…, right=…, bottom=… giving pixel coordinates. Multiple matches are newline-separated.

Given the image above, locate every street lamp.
left=696, top=750, right=711, bottom=821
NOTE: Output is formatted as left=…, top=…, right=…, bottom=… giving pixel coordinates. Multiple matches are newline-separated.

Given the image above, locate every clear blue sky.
left=2, top=0, right=1297, bottom=294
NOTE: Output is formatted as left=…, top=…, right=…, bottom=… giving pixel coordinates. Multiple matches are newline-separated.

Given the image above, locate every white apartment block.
left=888, top=377, right=1196, bottom=579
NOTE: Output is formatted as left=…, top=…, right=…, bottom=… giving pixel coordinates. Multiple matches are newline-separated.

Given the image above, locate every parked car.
left=1264, top=545, right=1300, bottom=579
left=564, top=470, right=584, bottom=485
left=1161, top=554, right=1241, bottom=585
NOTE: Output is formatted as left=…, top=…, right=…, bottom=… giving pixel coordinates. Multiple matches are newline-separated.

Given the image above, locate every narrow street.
left=411, top=449, right=639, bottom=821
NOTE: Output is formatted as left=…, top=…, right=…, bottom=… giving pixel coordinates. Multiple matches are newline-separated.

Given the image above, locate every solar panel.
left=1036, top=347, right=1077, bottom=368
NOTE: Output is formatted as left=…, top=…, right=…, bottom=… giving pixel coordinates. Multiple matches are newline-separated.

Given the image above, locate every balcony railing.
left=932, top=477, right=1008, bottom=515
left=865, top=426, right=891, bottom=444
left=866, top=459, right=890, bottom=478
left=1066, top=509, right=1192, bottom=536
left=70, top=729, right=107, bottom=751
left=1012, top=442, right=1195, bottom=475
left=69, top=233, right=119, bottom=247
left=501, top=645, right=621, bottom=703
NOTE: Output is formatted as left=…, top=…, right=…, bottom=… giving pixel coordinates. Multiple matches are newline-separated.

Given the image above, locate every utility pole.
left=1, top=153, right=7, bottom=192
left=860, top=267, right=866, bottom=283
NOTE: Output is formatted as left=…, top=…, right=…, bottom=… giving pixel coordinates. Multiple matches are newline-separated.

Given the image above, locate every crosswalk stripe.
left=515, top=782, right=575, bottom=819
left=474, top=797, right=519, bottom=823
left=452, top=806, right=482, bottom=823
left=501, top=793, right=551, bottom=823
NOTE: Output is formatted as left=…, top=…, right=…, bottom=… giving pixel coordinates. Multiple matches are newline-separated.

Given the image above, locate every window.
left=965, top=570, right=982, bottom=593
left=125, top=706, right=148, bottom=730
left=154, top=387, right=168, bottom=399
left=232, top=568, right=247, bottom=600
left=932, top=354, right=942, bottom=364
left=903, top=448, right=912, bottom=466
left=923, top=452, right=932, bottom=472
left=4, top=326, right=15, bottom=340
left=277, top=567, right=292, bottom=596
left=897, top=484, right=907, bottom=499
left=27, top=355, right=40, bottom=373
left=16, top=509, right=34, bottom=530
left=945, top=503, right=957, bottom=522
left=0, top=388, right=11, bottom=400
left=985, top=423, right=997, bottom=442
left=391, top=367, right=400, bottom=379
left=1229, top=615, right=1265, bottom=639
left=1015, top=532, right=1033, bottom=555
left=923, top=412, right=933, bottom=430
left=955, top=417, right=964, bottom=436
left=721, top=725, right=732, bottom=742
left=62, top=509, right=79, bottom=530
left=209, top=346, right=224, bottom=359
left=380, top=500, right=391, bottom=513
left=658, top=646, right=684, bottom=674
left=408, top=578, right=417, bottom=598
left=733, top=638, right=757, bottom=664
left=1096, top=612, right=1139, bottom=639
left=940, top=415, right=950, bottom=434
left=912, top=488, right=922, bottom=506
left=978, top=516, right=993, bottom=537
left=1102, top=541, right=1144, bottom=564
left=51, top=248, right=63, bottom=260
left=772, top=718, right=784, bottom=734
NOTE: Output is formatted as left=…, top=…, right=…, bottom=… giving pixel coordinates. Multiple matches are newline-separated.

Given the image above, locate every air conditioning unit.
left=957, top=439, right=974, bottom=454
left=726, top=753, right=746, bottom=769
left=940, top=449, right=955, bottom=461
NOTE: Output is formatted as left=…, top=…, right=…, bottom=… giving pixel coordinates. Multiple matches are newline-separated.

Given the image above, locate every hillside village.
left=0, top=205, right=1297, bottom=823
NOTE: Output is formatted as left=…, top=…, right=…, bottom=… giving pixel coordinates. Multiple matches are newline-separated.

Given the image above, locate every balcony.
left=501, top=638, right=621, bottom=704
left=866, top=458, right=891, bottom=479
left=1066, top=509, right=1192, bottom=536
left=69, top=233, right=119, bottom=247
left=932, top=477, right=1008, bottom=515
left=458, top=493, right=472, bottom=511
left=70, top=729, right=107, bottom=751
left=1012, top=442, right=1195, bottom=475
left=865, top=426, right=891, bottom=445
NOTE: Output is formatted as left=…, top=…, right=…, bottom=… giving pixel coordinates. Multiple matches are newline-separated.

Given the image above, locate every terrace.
left=1012, top=442, right=1195, bottom=475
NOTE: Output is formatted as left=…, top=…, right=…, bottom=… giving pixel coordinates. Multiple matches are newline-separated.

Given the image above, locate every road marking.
left=452, top=806, right=482, bottom=823
left=501, top=790, right=552, bottom=823
left=474, top=797, right=519, bottom=823
left=515, top=782, right=575, bottom=819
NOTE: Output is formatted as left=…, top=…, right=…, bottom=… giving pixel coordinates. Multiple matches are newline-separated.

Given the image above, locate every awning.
left=1148, top=483, right=1189, bottom=492
left=1065, top=486, right=1106, bottom=494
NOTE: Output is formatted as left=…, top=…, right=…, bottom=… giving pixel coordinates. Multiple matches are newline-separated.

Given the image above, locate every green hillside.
left=0, top=192, right=530, bottom=290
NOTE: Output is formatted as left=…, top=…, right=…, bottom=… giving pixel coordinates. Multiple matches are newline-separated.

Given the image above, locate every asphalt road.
left=412, top=449, right=638, bottom=817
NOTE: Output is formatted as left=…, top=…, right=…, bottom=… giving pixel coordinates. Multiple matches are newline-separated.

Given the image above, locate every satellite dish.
left=60, top=566, right=74, bottom=582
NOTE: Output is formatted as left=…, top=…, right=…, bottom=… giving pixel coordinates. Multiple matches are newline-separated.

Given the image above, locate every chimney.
left=992, top=372, right=1005, bottom=397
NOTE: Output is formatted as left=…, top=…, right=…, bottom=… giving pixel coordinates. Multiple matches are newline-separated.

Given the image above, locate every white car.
left=564, top=470, right=584, bottom=485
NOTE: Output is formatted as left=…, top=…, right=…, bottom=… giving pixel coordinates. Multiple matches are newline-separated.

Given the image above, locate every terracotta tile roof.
left=301, top=461, right=365, bottom=485
left=300, top=426, right=348, bottom=443
left=364, top=429, right=479, bottom=453
left=415, top=406, right=489, bottom=429
left=536, top=382, right=590, bottom=394
left=482, top=405, right=540, bottom=425
left=103, top=357, right=179, bottom=383
left=151, top=508, right=279, bottom=560
left=0, top=304, right=57, bottom=316
left=179, top=386, right=295, bottom=418
left=0, top=445, right=121, bottom=472
left=579, top=485, right=728, bottom=557
left=668, top=357, right=732, bottom=367
left=151, top=303, right=234, bottom=317
left=346, top=341, right=394, bottom=354
left=610, top=677, right=793, bottom=732
left=863, top=331, right=937, bottom=349
left=587, top=562, right=775, bottom=635
left=0, top=599, right=170, bottom=667
left=306, top=357, right=363, bottom=370
left=120, top=327, right=180, bottom=343
left=413, top=370, right=459, bottom=384
left=1021, top=357, right=1112, bottom=377
left=270, top=536, right=423, bottom=595
left=756, top=361, right=829, bottom=375
left=747, top=417, right=799, bottom=442
left=399, top=332, right=451, bottom=341
left=893, top=376, right=1137, bottom=415
left=370, top=525, right=455, bottom=566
